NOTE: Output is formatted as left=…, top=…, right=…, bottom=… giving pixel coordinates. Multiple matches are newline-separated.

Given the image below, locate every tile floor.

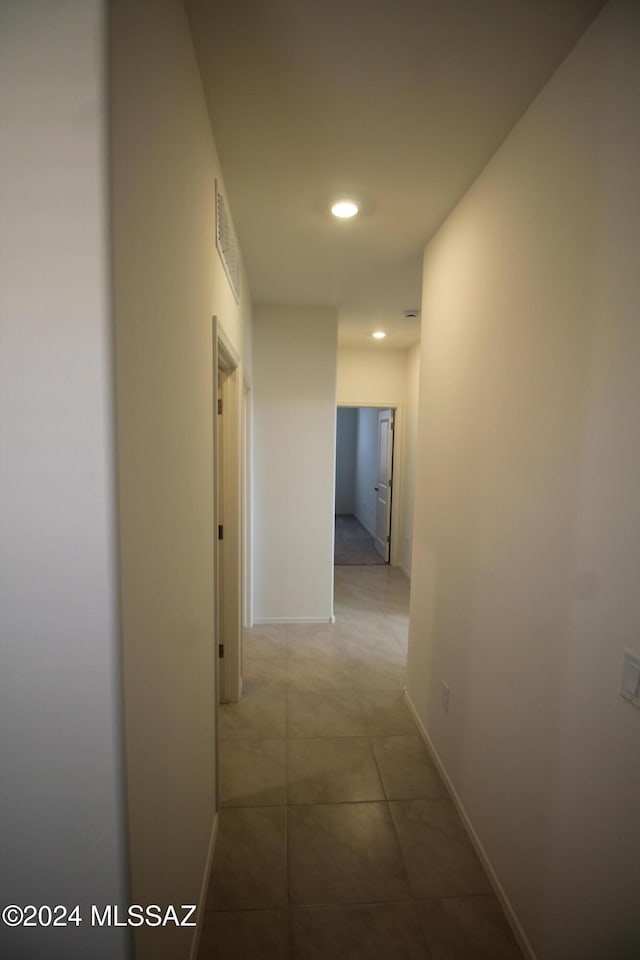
left=199, top=566, right=523, bottom=959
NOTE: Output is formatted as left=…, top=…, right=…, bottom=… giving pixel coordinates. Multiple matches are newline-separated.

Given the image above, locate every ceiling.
left=186, top=0, right=604, bottom=349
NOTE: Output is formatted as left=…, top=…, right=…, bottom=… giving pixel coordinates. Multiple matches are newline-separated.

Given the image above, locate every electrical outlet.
left=441, top=680, right=450, bottom=713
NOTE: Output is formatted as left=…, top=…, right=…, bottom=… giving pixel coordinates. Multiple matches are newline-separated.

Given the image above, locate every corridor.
left=199, top=567, right=522, bottom=959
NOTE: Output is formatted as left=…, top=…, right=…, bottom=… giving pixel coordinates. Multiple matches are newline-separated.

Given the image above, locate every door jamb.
left=242, top=377, right=253, bottom=632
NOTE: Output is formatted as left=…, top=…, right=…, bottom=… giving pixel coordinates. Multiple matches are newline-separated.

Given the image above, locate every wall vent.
left=215, top=180, right=240, bottom=302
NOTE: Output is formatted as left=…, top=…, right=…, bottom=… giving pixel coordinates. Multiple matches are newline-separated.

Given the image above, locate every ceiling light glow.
left=331, top=200, right=359, bottom=219
left=372, top=331, right=386, bottom=339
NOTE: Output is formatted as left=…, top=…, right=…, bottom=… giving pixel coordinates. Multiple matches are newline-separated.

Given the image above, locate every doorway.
left=334, top=406, right=395, bottom=566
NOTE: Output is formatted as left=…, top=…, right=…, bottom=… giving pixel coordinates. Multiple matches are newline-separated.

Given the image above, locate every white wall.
left=337, top=346, right=420, bottom=574
left=354, top=408, right=380, bottom=536
left=335, top=407, right=357, bottom=514
left=110, top=1, right=251, bottom=957
left=337, top=346, right=410, bottom=406
left=0, top=3, right=129, bottom=958
left=407, top=2, right=640, bottom=957
left=253, top=305, right=337, bottom=621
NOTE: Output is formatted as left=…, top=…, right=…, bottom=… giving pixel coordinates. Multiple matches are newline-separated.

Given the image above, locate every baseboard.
left=402, top=690, right=537, bottom=960
left=252, top=617, right=333, bottom=625
left=188, top=811, right=219, bottom=960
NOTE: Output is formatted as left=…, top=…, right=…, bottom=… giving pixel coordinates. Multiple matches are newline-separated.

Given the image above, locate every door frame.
left=334, top=401, right=404, bottom=569
left=214, top=318, right=242, bottom=704
left=242, top=378, right=253, bottom=632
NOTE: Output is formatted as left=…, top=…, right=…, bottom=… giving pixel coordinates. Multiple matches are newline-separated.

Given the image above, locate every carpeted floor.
left=334, top=514, right=386, bottom=565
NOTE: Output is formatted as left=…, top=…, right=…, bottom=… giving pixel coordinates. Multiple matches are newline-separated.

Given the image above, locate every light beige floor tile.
left=290, top=902, right=429, bottom=959
left=243, top=625, right=288, bottom=659
left=382, top=599, right=411, bottom=616
left=220, top=739, right=287, bottom=807
left=336, top=606, right=388, bottom=625
left=394, top=632, right=410, bottom=655
left=351, top=660, right=408, bottom=691
left=242, top=658, right=288, bottom=694
left=288, top=622, right=339, bottom=641
left=207, top=807, right=287, bottom=910
left=384, top=608, right=410, bottom=623
left=219, top=691, right=287, bottom=740
left=358, top=690, right=418, bottom=736
left=288, top=802, right=411, bottom=905
left=390, top=799, right=492, bottom=899
left=344, top=633, right=405, bottom=664
left=338, top=619, right=396, bottom=643
left=199, top=910, right=288, bottom=959
left=288, top=631, right=348, bottom=662
left=287, top=737, right=384, bottom=804
left=416, top=896, right=523, bottom=959
left=386, top=615, right=410, bottom=646
left=288, top=691, right=366, bottom=738
left=287, top=657, right=355, bottom=693
left=332, top=607, right=360, bottom=624
left=371, top=735, right=447, bottom=800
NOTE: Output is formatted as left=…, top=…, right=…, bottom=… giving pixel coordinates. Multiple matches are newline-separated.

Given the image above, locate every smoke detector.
left=404, top=309, right=420, bottom=319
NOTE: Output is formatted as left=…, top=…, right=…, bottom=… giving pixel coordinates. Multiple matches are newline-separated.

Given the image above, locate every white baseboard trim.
left=402, top=689, right=537, bottom=960
left=389, top=560, right=411, bottom=581
left=252, top=617, right=333, bottom=625
left=188, top=811, right=219, bottom=960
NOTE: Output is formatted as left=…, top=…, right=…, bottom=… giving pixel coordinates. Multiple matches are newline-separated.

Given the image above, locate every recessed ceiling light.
left=331, top=200, right=359, bottom=219
left=372, top=331, right=386, bottom=339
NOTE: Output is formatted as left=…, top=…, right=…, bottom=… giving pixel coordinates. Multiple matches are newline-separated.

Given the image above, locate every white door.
left=374, top=408, right=394, bottom=561
left=215, top=322, right=243, bottom=705
left=216, top=368, right=226, bottom=696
